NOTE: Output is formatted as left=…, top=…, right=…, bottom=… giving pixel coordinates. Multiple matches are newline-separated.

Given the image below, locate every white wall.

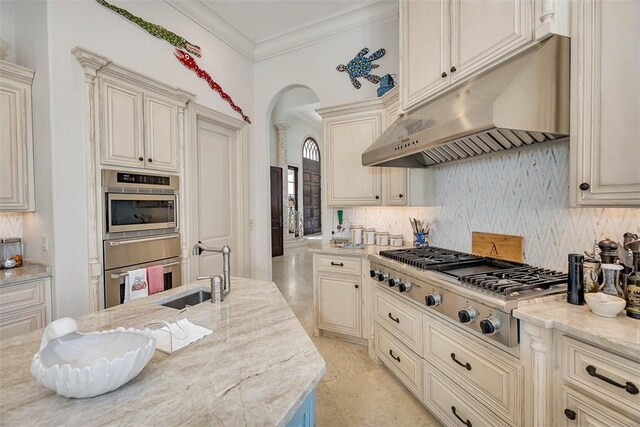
left=6, top=0, right=254, bottom=318
left=254, top=17, right=399, bottom=278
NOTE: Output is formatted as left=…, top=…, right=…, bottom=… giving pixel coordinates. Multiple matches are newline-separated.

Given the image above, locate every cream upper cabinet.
left=100, top=78, right=145, bottom=169
left=383, top=167, right=408, bottom=206
left=323, top=110, right=383, bottom=207
left=450, top=0, right=533, bottom=83
left=400, top=0, right=450, bottom=111
left=0, top=61, right=35, bottom=211
left=143, top=92, right=178, bottom=171
left=100, top=79, right=181, bottom=173
left=570, top=0, right=640, bottom=206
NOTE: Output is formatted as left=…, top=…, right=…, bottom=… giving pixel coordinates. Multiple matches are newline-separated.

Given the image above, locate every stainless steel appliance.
left=103, top=234, right=182, bottom=308
left=362, top=35, right=570, bottom=168
left=102, top=169, right=179, bottom=238
left=369, top=247, right=567, bottom=348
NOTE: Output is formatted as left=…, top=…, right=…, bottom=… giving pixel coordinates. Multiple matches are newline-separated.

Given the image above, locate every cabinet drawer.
left=561, top=335, right=640, bottom=419
left=0, top=279, right=45, bottom=312
left=0, top=305, right=45, bottom=340
left=423, top=315, right=521, bottom=425
left=375, top=289, right=422, bottom=353
left=559, top=385, right=638, bottom=427
left=314, top=254, right=361, bottom=275
left=423, top=361, right=509, bottom=427
left=376, top=325, right=422, bottom=398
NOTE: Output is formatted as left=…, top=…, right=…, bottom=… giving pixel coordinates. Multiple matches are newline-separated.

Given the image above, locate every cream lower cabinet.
left=570, top=0, right=640, bottom=206
left=0, top=61, right=35, bottom=211
left=0, top=277, right=52, bottom=340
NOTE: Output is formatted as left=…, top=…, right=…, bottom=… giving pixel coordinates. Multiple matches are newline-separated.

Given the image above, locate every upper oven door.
left=106, top=193, right=177, bottom=234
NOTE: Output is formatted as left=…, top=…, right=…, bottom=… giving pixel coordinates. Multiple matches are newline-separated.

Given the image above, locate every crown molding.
left=164, top=0, right=256, bottom=61
left=164, top=1, right=398, bottom=63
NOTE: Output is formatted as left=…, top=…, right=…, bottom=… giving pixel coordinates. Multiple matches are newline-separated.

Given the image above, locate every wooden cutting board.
left=471, top=232, right=524, bottom=263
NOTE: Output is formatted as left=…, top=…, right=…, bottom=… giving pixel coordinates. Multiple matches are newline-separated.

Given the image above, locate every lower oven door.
left=104, top=258, right=182, bottom=308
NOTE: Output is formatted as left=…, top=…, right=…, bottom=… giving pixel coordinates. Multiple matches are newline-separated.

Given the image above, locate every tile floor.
left=272, top=246, right=442, bottom=427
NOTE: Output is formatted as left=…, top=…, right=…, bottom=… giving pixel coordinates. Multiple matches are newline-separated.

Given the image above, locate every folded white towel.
left=124, top=268, right=149, bottom=303
left=155, top=318, right=213, bottom=354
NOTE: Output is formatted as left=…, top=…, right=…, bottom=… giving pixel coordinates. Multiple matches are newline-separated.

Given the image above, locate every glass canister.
left=1, top=237, right=23, bottom=269
left=600, top=263, right=624, bottom=298
left=583, top=260, right=600, bottom=294
left=389, top=234, right=404, bottom=247
left=350, top=225, right=363, bottom=245
left=363, top=228, right=376, bottom=246
left=375, top=231, right=389, bottom=246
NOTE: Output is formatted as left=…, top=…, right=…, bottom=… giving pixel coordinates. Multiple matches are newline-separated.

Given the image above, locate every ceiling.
left=202, top=1, right=374, bottom=43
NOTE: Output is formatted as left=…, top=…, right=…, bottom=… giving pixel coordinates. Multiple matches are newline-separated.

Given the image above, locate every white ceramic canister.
left=389, top=234, right=404, bottom=247
left=350, top=225, right=363, bottom=245
left=375, top=231, right=389, bottom=246
left=364, top=228, right=376, bottom=245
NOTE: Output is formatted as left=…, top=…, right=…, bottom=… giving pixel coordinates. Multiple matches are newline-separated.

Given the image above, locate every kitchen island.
left=0, top=278, right=325, bottom=426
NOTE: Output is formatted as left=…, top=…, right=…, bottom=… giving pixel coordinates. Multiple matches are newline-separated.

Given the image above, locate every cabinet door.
left=144, top=92, right=179, bottom=172
left=100, top=79, right=145, bottom=168
left=325, top=114, right=382, bottom=206
left=315, top=273, right=361, bottom=337
left=559, top=385, right=637, bottom=427
left=0, top=305, right=45, bottom=341
left=450, top=0, right=533, bottom=83
left=0, top=77, right=34, bottom=211
left=400, top=0, right=450, bottom=111
left=383, top=168, right=408, bottom=206
left=570, top=0, right=640, bottom=206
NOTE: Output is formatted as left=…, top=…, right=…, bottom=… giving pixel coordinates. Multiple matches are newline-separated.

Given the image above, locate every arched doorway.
left=302, top=137, right=321, bottom=235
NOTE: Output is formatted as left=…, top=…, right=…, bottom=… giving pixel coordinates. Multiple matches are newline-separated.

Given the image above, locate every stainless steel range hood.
left=362, top=35, right=570, bottom=168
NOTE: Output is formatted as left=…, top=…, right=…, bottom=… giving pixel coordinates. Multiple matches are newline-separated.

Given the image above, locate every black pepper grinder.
left=567, top=254, right=585, bottom=305
left=598, top=238, right=619, bottom=264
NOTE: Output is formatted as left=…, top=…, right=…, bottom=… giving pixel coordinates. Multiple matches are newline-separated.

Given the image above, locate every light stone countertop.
left=0, top=278, right=326, bottom=426
left=0, top=260, right=53, bottom=286
left=308, top=243, right=410, bottom=257
left=514, top=301, right=640, bottom=360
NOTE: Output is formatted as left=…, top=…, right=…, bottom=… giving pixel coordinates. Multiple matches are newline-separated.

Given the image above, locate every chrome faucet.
left=192, top=241, right=231, bottom=301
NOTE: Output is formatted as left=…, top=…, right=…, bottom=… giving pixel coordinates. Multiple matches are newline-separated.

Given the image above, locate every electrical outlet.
left=41, top=234, right=48, bottom=252
left=249, top=219, right=255, bottom=231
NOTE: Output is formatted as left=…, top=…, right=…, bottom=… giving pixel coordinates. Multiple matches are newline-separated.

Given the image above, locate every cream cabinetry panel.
left=450, top=0, right=533, bottom=83
left=400, top=0, right=450, bottom=111
left=0, top=61, right=35, bottom=211
left=324, top=113, right=382, bottom=207
left=100, top=78, right=145, bottom=169
left=376, top=326, right=422, bottom=398
left=143, top=92, right=178, bottom=171
left=375, top=289, right=422, bottom=354
left=0, top=277, right=52, bottom=341
left=383, top=168, right=408, bottom=206
left=314, top=254, right=361, bottom=275
left=315, top=273, right=361, bottom=337
left=570, top=0, right=640, bottom=205
left=559, top=385, right=638, bottom=427
left=0, top=306, right=45, bottom=340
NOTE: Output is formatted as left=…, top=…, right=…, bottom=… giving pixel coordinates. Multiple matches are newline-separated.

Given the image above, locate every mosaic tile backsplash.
left=0, top=213, right=23, bottom=238
left=339, top=143, right=640, bottom=272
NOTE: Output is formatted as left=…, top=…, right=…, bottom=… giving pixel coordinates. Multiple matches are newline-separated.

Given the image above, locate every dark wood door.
left=303, top=158, right=321, bottom=235
left=270, top=166, right=283, bottom=257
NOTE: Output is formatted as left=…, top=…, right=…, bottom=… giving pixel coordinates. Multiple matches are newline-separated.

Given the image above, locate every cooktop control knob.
left=369, top=269, right=378, bottom=278
left=457, top=308, right=478, bottom=324
left=398, top=282, right=413, bottom=293
left=377, top=272, right=389, bottom=282
left=388, top=277, right=400, bottom=288
left=480, top=317, right=501, bottom=335
left=425, top=293, right=442, bottom=307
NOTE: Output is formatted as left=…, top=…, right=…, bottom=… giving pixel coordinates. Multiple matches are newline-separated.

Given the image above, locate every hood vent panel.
left=362, top=35, right=570, bottom=168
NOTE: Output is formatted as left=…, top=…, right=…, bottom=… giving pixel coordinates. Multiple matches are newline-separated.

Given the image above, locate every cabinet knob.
left=354, top=284, right=359, bottom=289
left=148, top=158, right=153, bottom=163
left=441, top=71, right=448, bottom=78
left=450, top=66, right=457, bottom=72
left=399, top=194, right=404, bottom=198
left=564, top=409, right=576, bottom=420
left=579, top=182, right=590, bottom=191
left=138, top=156, right=144, bottom=161
left=375, top=195, right=380, bottom=200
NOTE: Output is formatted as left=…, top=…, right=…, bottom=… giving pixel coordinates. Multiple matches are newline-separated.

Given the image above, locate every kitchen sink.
left=158, top=290, right=211, bottom=310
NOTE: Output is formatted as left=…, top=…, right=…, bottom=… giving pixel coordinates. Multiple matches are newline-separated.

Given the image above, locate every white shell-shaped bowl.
left=31, top=318, right=156, bottom=398
left=585, top=292, right=627, bottom=318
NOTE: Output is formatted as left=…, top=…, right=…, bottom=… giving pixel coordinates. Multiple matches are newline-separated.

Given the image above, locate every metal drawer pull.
left=108, top=235, right=177, bottom=246
left=450, top=353, right=472, bottom=371
left=330, top=262, right=344, bottom=267
left=585, top=365, right=639, bottom=395
left=389, top=349, right=401, bottom=362
left=388, top=313, right=400, bottom=323
left=564, top=409, right=576, bottom=420
left=110, top=261, right=180, bottom=278
left=451, top=406, right=472, bottom=427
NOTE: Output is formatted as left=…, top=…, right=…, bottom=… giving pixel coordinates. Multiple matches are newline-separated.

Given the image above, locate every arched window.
left=303, top=138, right=320, bottom=162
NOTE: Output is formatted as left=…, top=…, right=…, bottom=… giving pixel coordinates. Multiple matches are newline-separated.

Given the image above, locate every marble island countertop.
left=0, top=278, right=325, bottom=426
left=0, top=260, right=53, bottom=286
left=514, top=300, right=640, bottom=360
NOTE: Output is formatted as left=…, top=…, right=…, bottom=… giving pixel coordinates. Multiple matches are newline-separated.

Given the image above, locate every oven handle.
left=108, top=235, right=178, bottom=246
left=110, top=261, right=181, bottom=278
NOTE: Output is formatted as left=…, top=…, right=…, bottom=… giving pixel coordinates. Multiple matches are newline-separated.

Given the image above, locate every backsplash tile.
left=339, top=143, right=639, bottom=271
left=0, top=213, right=23, bottom=238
